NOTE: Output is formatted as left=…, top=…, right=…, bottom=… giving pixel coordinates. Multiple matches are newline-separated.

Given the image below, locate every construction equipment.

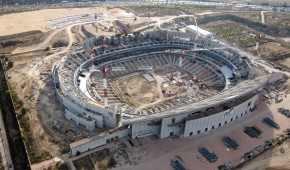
left=263, top=117, right=280, bottom=129
left=222, top=136, right=240, bottom=150
left=199, top=147, right=217, bottom=163
left=171, top=160, right=186, bottom=170
left=244, top=127, right=261, bottom=138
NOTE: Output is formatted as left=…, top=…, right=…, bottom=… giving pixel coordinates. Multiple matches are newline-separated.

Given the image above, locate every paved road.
left=0, top=109, right=13, bottom=170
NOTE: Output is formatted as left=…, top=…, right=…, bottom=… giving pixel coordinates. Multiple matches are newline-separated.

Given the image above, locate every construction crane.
left=253, top=34, right=264, bottom=56
left=172, top=46, right=231, bottom=98
left=90, top=48, right=95, bottom=76
left=195, top=55, right=228, bottom=81
left=194, top=16, right=199, bottom=50
left=171, top=47, right=227, bottom=81
left=86, top=37, right=230, bottom=103
left=102, top=67, right=109, bottom=108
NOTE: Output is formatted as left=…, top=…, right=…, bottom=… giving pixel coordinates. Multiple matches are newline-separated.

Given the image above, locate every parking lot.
left=113, top=92, right=290, bottom=170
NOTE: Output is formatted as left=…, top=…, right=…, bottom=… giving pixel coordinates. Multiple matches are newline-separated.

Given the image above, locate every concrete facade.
left=183, top=94, right=258, bottom=137
left=70, top=92, right=261, bottom=155
left=70, top=127, right=130, bottom=156
left=50, top=30, right=272, bottom=156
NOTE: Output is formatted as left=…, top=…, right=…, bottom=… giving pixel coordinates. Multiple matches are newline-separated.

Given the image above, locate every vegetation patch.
left=198, top=14, right=290, bottom=37
left=202, top=21, right=272, bottom=48
left=73, top=148, right=117, bottom=170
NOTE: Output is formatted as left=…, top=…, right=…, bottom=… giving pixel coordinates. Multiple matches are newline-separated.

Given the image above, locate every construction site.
left=0, top=2, right=290, bottom=170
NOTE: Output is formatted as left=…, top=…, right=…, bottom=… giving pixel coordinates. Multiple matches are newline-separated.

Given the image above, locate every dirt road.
left=261, top=11, right=272, bottom=24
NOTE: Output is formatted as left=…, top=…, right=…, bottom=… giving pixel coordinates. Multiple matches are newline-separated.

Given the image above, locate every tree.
left=21, top=108, right=27, bottom=115
left=45, top=46, right=50, bottom=51
left=0, top=54, right=5, bottom=59
left=7, top=61, right=13, bottom=68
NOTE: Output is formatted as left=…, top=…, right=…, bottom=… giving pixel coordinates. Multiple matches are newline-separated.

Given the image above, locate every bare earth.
left=0, top=7, right=106, bottom=36
left=112, top=95, right=290, bottom=170
left=240, top=139, right=290, bottom=170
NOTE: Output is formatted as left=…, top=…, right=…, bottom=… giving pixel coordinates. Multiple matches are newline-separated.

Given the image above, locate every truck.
left=171, top=160, right=186, bottom=170
left=251, top=126, right=263, bottom=134
left=199, top=147, right=217, bottom=163
left=222, top=136, right=240, bottom=150
left=280, top=108, right=290, bottom=117
left=244, top=127, right=261, bottom=138
left=263, top=117, right=280, bottom=129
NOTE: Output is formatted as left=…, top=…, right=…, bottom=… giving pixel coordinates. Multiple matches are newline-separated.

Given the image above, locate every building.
left=186, top=25, right=214, bottom=39
left=52, top=30, right=269, bottom=155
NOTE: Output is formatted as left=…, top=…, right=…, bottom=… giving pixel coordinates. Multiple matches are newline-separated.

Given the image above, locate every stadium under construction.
left=53, top=30, right=270, bottom=155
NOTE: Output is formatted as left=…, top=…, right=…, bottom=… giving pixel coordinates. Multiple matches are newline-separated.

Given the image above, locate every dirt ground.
left=0, top=7, right=106, bottom=36
left=48, top=29, right=69, bottom=48
left=83, top=23, right=115, bottom=37
left=218, top=0, right=289, bottom=4
left=73, top=148, right=116, bottom=170
left=248, top=42, right=290, bottom=70
left=6, top=48, right=101, bottom=164
left=111, top=93, right=290, bottom=170
left=240, top=138, right=290, bottom=170
left=0, top=6, right=134, bottom=36
left=111, top=74, right=159, bottom=107
left=276, top=58, right=290, bottom=70
left=0, top=31, right=51, bottom=53
left=1, top=3, right=290, bottom=169
left=249, top=42, right=290, bottom=61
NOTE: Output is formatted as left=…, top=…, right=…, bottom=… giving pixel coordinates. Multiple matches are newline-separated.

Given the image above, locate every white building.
left=186, top=25, right=214, bottom=39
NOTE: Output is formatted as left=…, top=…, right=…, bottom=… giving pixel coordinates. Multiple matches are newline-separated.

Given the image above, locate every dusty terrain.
left=0, top=3, right=290, bottom=170
left=0, top=31, right=51, bottom=53
left=111, top=74, right=159, bottom=107
left=7, top=46, right=106, bottom=164
left=0, top=6, right=133, bottom=36
left=219, top=0, right=289, bottom=3
left=67, top=90, right=290, bottom=170
left=111, top=93, right=290, bottom=170
left=0, top=7, right=105, bottom=36
left=240, top=138, right=290, bottom=170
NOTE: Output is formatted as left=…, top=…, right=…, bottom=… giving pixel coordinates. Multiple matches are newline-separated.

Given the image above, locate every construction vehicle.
left=279, top=108, right=290, bottom=117
left=199, top=147, right=217, bottom=163
left=252, top=126, right=263, bottom=134
left=263, top=117, right=280, bottom=129
left=244, top=127, right=261, bottom=138
left=222, top=136, right=240, bottom=150
left=171, top=160, right=186, bottom=170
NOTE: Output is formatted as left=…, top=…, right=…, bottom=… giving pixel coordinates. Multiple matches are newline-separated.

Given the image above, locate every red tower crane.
left=102, top=67, right=108, bottom=108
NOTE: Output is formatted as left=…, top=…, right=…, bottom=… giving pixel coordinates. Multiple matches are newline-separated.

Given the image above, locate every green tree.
left=0, top=54, right=5, bottom=59
left=45, top=46, right=50, bottom=51
left=21, top=108, right=27, bottom=115
left=7, top=61, right=13, bottom=68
